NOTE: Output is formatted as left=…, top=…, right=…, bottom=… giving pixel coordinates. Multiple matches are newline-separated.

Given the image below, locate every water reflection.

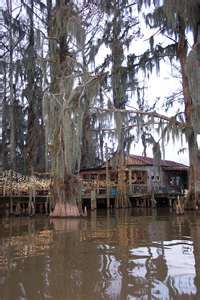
left=0, top=210, right=200, bottom=299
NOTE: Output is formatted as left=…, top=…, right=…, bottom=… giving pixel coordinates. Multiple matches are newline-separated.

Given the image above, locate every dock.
left=81, top=184, right=180, bottom=210
left=0, top=161, right=185, bottom=216
left=0, top=170, right=51, bottom=216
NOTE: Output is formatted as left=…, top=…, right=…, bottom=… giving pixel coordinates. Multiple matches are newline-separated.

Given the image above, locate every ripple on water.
left=0, top=210, right=199, bottom=300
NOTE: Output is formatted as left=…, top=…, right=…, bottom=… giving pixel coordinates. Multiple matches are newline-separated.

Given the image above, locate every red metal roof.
left=126, top=155, right=188, bottom=170
left=80, top=154, right=188, bottom=172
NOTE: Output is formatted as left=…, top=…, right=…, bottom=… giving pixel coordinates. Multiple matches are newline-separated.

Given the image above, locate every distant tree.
left=97, top=0, right=139, bottom=207
left=1, top=1, right=27, bottom=172
left=22, top=0, right=45, bottom=174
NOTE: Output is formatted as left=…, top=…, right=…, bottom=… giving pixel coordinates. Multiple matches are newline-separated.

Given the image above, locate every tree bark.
left=50, top=175, right=82, bottom=217
left=47, top=1, right=84, bottom=216
left=115, top=152, right=129, bottom=208
left=7, top=0, right=16, bottom=170
left=111, top=3, right=128, bottom=207
left=178, top=21, right=200, bottom=209
left=81, top=113, right=96, bottom=169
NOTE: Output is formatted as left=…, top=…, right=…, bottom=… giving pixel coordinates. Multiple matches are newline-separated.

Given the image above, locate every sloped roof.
left=126, top=155, right=188, bottom=170
left=80, top=154, right=188, bottom=172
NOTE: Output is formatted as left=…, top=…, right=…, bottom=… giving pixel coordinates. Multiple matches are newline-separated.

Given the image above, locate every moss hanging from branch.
left=43, top=0, right=100, bottom=217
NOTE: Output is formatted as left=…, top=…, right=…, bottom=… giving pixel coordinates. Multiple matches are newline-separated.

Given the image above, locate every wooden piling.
left=91, top=189, right=96, bottom=210
left=129, top=169, right=132, bottom=194
left=106, top=151, right=110, bottom=209
left=10, top=196, right=13, bottom=215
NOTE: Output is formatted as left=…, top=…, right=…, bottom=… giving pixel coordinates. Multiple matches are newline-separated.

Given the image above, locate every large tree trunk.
left=50, top=175, right=82, bottom=217
left=47, top=0, right=82, bottom=217
left=111, top=5, right=128, bottom=207
left=178, top=23, right=200, bottom=209
left=187, top=133, right=200, bottom=209
left=49, top=122, right=83, bottom=217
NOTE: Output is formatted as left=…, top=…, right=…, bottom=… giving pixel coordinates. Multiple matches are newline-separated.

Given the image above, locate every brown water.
left=0, top=209, right=200, bottom=300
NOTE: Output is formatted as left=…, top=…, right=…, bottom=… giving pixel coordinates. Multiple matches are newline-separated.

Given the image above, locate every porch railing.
left=131, top=184, right=148, bottom=194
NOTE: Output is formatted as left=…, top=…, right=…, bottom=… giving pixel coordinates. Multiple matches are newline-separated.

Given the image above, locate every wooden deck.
left=0, top=176, right=181, bottom=216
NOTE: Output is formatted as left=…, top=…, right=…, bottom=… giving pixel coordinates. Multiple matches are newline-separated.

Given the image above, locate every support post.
left=28, top=188, right=32, bottom=216
left=91, top=189, right=96, bottom=210
left=28, top=186, right=35, bottom=216
left=105, top=144, right=110, bottom=209
left=45, top=196, right=49, bottom=214
left=129, top=169, right=132, bottom=194
left=10, top=196, right=13, bottom=215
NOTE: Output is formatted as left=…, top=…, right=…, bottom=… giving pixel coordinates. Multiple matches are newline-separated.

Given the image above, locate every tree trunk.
left=26, top=0, right=46, bottom=174
left=7, top=0, right=16, bottom=170
left=45, top=0, right=98, bottom=217
left=177, top=22, right=200, bottom=209
left=81, top=113, right=96, bottom=169
left=48, top=113, right=84, bottom=217
left=187, top=134, right=200, bottom=209
left=115, top=153, right=129, bottom=208
left=1, top=62, right=7, bottom=170
left=48, top=2, right=83, bottom=217
left=111, top=5, right=128, bottom=207
left=50, top=175, right=82, bottom=217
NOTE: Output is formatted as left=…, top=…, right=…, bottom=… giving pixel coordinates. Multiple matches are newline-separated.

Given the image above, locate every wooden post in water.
left=49, top=192, right=52, bottom=214
left=129, top=169, right=132, bottom=195
left=175, top=195, right=185, bottom=215
left=3, top=176, right=7, bottom=196
left=91, top=189, right=96, bottom=210
left=105, top=144, right=110, bottom=209
left=33, top=185, right=36, bottom=215
left=10, top=196, right=13, bottom=215
left=45, top=196, right=49, bottom=214
left=15, top=202, right=21, bottom=216
left=28, top=188, right=32, bottom=216
left=28, top=186, right=35, bottom=216
left=9, top=177, right=13, bottom=215
left=96, top=175, right=99, bottom=195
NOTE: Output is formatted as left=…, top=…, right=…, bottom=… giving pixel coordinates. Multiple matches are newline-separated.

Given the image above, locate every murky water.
left=0, top=209, right=200, bottom=300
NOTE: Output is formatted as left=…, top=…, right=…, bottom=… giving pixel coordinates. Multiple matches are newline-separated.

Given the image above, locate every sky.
left=128, top=12, right=189, bottom=166
left=134, top=65, right=189, bottom=166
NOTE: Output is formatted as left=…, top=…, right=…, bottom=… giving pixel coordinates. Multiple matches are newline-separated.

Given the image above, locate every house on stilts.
left=80, top=154, right=188, bottom=209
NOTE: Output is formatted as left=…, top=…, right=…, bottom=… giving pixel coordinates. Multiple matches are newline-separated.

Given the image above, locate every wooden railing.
left=131, top=184, right=148, bottom=194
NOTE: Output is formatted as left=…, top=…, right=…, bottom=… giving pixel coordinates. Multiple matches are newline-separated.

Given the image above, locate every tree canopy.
left=1, top=0, right=200, bottom=213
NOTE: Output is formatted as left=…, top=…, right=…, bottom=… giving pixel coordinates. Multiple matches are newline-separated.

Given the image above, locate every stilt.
left=151, top=192, right=156, bottom=208
left=91, top=189, right=96, bottom=210
left=129, top=169, right=132, bottom=194
left=10, top=196, right=13, bottom=215
left=106, top=194, right=110, bottom=209
left=48, top=191, right=53, bottom=214
left=169, top=197, right=172, bottom=208
left=105, top=146, right=110, bottom=209
left=15, top=202, right=21, bottom=216
left=45, top=197, right=49, bottom=214
left=28, top=187, right=35, bottom=216
left=175, top=195, right=184, bottom=215
left=39, top=203, right=42, bottom=214
left=32, top=186, right=36, bottom=215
